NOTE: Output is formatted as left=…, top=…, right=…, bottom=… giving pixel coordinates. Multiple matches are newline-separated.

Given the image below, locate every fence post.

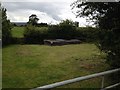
left=101, top=76, right=105, bottom=89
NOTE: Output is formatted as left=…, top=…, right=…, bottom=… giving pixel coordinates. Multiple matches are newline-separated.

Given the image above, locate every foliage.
left=24, top=20, right=77, bottom=43
left=24, top=25, right=48, bottom=44
left=47, top=19, right=77, bottom=39
left=71, top=1, right=120, bottom=69
left=27, top=14, right=39, bottom=26
left=36, top=23, right=48, bottom=27
left=2, top=7, right=12, bottom=46
left=77, top=27, right=99, bottom=42
left=23, top=19, right=99, bottom=44
left=98, top=28, right=120, bottom=68
left=59, top=19, right=77, bottom=39
left=0, top=4, right=1, bottom=39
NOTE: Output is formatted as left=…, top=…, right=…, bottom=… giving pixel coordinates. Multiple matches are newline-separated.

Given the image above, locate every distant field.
left=11, top=26, right=48, bottom=38
left=11, top=27, right=25, bottom=38
left=2, top=43, right=109, bottom=88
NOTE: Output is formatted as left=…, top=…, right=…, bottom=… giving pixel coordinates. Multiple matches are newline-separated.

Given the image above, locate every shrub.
left=97, top=28, right=120, bottom=68
left=58, top=20, right=77, bottom=39
left=24, top=25, right=48, bottom=44
left=76, top=27, right=99, bottom=42
left=47, top=25, right=60, bottom=39
left=47, top=20, right=77, bottom=39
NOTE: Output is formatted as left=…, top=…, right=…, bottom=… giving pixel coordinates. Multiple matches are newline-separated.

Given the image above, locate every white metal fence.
left=32, top=68, right=120, bottom=90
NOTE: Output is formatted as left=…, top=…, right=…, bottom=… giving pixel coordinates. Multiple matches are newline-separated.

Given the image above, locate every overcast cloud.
left=2, top=0, right=94, bottom=26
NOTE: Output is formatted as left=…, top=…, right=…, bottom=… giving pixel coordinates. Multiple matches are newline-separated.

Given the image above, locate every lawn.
left=0, top=48, right=2, bottom=89
left=2, top=43, right=110, bottom=88
left=11, top=27, right=25, bottom=38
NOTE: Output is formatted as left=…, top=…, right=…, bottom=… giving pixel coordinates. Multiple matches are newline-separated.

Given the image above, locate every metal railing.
left=32, top=68, right=120, bottom=90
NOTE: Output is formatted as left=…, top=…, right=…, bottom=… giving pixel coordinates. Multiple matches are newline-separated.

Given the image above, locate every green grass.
left=2, top=43, right=109, bottom=88
left=11, top=27, right=25, bottom=38
left=0, top=48, right=2, bottom=89
left=11, top=26, right=48, bottom=38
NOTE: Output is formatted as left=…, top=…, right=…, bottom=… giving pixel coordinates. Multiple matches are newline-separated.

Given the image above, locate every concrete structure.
left=44, top=39, right=81, bottom=46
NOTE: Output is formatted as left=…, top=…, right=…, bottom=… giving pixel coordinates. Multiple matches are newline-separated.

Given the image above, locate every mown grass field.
left=11, top=27, right=25, bottom=38
left=2, top=43, right=109, bottom=88
left=11, top=26, right=48, bottom=38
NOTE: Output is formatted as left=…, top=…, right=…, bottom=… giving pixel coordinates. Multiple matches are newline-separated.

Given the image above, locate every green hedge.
left=24, top=22, right=99, bottom=44
left=76, top=27, right=99, bottom=42
left=24, top=25, right=48, bottom=44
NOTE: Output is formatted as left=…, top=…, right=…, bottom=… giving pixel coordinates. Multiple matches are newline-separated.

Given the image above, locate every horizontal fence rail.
left=32, top=68, right=120, bottom=90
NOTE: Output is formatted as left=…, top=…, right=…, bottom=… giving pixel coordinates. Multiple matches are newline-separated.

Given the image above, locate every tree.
left=0, top=3, right=2, bottom=39
left=2, top=6, right=12, bottom=46
left=27, top=14, right=39, bottom=26
left=59, top=19, right=77, bottom=39
left=71, top=2, right=120, bottom=29
left=71, top=1, right=120, bottom=69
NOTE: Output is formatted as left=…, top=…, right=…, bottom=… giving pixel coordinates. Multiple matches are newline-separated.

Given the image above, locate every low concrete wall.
left=44, top=39, right=81, bottom=46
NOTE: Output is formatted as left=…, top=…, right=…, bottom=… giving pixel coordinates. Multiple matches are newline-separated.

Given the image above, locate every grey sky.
left=2, top=0, right=94, bottom=26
